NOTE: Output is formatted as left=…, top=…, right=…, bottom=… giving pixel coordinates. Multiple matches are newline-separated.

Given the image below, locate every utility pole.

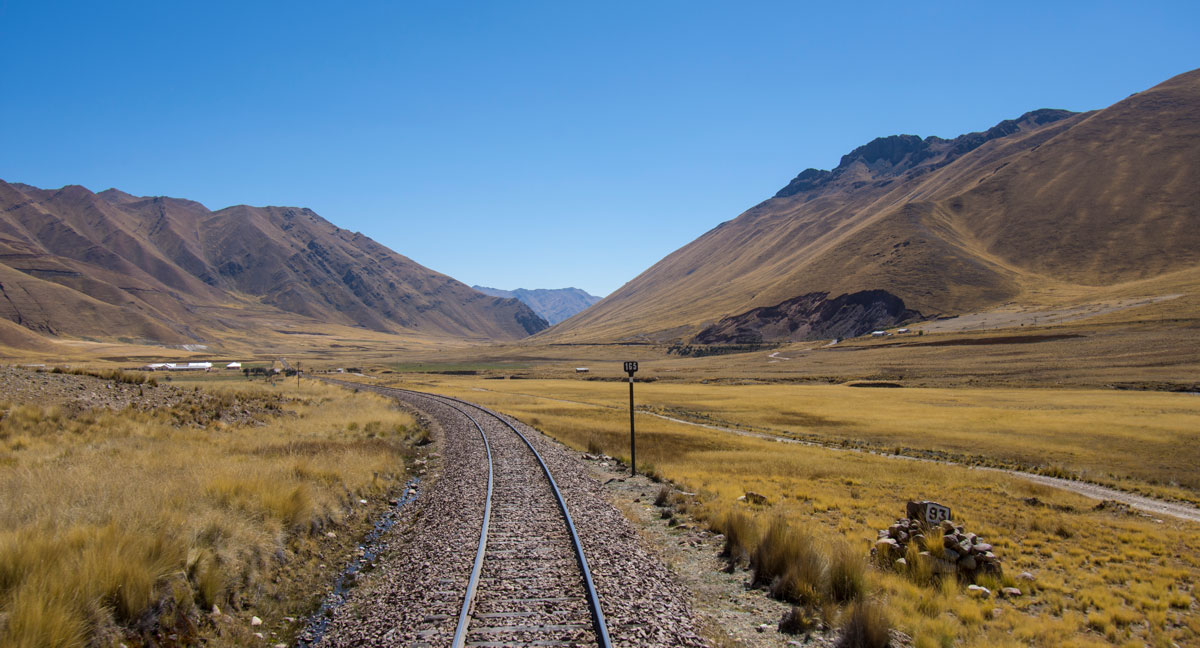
left=624, top=361, right=638, bottom=475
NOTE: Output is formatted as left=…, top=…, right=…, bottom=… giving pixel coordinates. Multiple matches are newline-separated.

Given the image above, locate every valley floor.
left=363, top=374, right=1200, bottom=648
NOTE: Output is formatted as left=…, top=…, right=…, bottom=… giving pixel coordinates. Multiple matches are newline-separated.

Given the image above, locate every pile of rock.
left=871, top=501, right=1002, bottom=580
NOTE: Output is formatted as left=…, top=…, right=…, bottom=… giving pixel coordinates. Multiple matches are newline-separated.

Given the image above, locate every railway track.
left=322, top=378, right=611, bottom=648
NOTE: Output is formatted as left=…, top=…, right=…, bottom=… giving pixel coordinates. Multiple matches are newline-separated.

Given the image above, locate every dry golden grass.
left=0, top=377, right=419, bottom=647
left=400, top=377, right=1200, bottom=505
left=391, top=374, right=1200, bottom=647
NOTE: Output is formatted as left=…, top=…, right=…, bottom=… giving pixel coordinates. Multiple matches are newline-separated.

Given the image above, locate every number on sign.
left=924, top=503, right=951, bottom=525
left=624, top=361, right=638, bottom=374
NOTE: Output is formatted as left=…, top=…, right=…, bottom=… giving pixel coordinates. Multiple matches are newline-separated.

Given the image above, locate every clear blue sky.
left=2, top=1, right=1197, bottom=297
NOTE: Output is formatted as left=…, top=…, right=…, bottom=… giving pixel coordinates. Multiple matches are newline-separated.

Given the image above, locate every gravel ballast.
left=313, top=383, right=708, bottom=647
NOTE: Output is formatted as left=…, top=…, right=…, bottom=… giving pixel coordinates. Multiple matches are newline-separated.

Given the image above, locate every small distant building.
left=226, top=362, right=242, bottom=370
left=871, top=331, right=888, bottom=337
left=897, top=328, right=910, bottom=334
left=575, top=367, right=589, bottom=373
left=144, top=362, right=213, bottom=371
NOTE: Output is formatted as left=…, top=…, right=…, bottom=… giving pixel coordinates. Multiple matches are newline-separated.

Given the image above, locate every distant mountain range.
left=548, top=68, right=1200, bottom=343
left=6, top=68, right=1198, bottom=353
left=0, top=182, right=547, bottom=348
left=473, top=286, right=602, bottom=325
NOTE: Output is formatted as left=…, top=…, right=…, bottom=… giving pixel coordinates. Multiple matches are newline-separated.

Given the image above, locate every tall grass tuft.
left=715, top=508, right=758, bottom=567
left=0, top=524, right=184, bottom=646
left=405, top=424, right=432, bottom=446
left=586, top=437, right=605, bottom=455
left=752, top=517, right=828, bottom=606
left=836, top=600, right=891, bottom=648
left=205, top=478, right=317, bottom=531
left=902, top=542, right=935, bottom=587
left=828, top=542, right=866, bottom=603
left=779, top=606, right=818, bottom=635
left=655, top=485, right=672, bottom=507
left=3, top=579, right=88, bottom=648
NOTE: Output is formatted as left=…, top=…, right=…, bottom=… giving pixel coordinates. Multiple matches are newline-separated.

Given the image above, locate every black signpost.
left=624, top=361, right=638, bottom=475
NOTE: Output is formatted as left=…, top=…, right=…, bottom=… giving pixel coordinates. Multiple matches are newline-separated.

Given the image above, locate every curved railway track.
left=322, top=378, right=611, bottom=648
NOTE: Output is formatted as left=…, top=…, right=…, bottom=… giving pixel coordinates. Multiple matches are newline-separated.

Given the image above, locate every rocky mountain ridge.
left=546, top=68, right=1200, bottom=343
left=775, top=109, right=1076, bottom=198
left=473, top=286, right=602, bottom=325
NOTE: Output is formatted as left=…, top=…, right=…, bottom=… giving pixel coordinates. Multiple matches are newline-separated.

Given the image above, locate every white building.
left=144, top=362, right=213, bottom=371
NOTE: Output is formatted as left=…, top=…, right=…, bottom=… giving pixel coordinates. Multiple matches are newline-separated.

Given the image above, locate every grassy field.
left=396, top=377, right=1200, bottom=505
left=0, top=373, right=425, bottom=647
left=379, top=374, right=1200, bottom=648
left=382, top=361, right=533, bottom=373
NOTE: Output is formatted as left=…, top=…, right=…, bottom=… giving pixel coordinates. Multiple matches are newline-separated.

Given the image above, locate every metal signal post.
left=624, top=361, right=638, bottom=475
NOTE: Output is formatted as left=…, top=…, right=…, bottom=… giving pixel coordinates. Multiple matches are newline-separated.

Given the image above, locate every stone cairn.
left=871, top=501, right=1001, bottom=580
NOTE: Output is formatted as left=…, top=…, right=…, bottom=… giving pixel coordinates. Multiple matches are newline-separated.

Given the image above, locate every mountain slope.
left=547, top=68, right=1200, bottom=343
left=0, top=182, right=547, bottom=345
left=473, top=286, right=602, bottom=325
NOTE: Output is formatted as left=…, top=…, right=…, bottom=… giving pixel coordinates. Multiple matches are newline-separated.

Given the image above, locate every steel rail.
left=449, top=397, right=614, bottom=648
left=320, top=378, right=611, bottom=648
left=437, top=400, right=494, bottom=648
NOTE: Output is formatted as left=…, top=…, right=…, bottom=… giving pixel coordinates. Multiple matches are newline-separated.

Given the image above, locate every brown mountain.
left=548, top=68, right=1200, bottom=343
left=0, top=182, right=547, bottom=346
